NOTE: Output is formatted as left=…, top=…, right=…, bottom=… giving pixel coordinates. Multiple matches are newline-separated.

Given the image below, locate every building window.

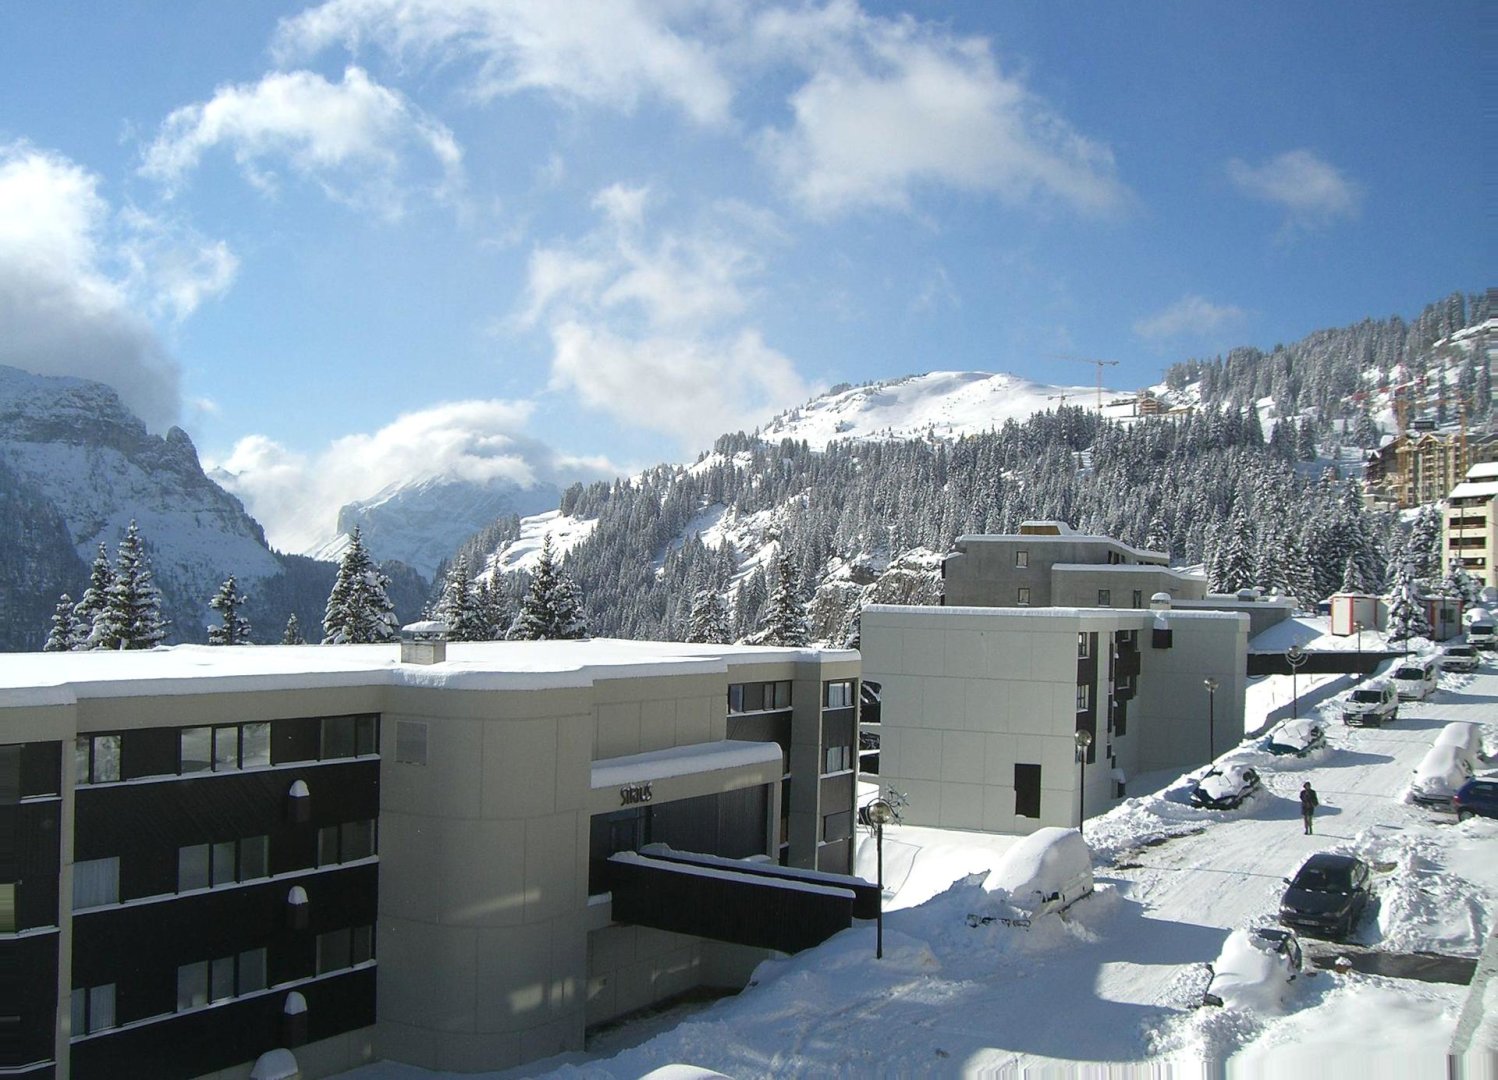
left=1132, top=590, right=1143, bottom=608
left=322, top=715, right=378, bottom=759
left=70, top=984, right=115, bottom=1035
left=1017, top=587, right=1031, bottom=605
left=72, top=857, right=119, bottom=910
left=728, top=681, right=793, bottom=714
left=395, top=720, right=426, bottom=765
left=180, top=722, right=272, bottom=774
left=1076, top=685, right=1089, bottom=713
left=317, top=925, right=375, bottom=975
left=823, top=744, right=852, bottom=773
left=1097, top=589, right=1112, bottom=607
left=1014, top=764, right=1042, bottom=818
left=1077, top=633, right=1090, bottom=659
left=178, top=835, right=269, bottom=892
left=824, top=680, right=855, bottom=709
left=1015, top=550, right=1029, bottom=568
left=821, top=810, right=852, bottom=843
left=177, top=949, right=266, bottom=1011
left=0, top=883, right=13, bottom=933
left=319, top=820, right=376, bottom=866
left=74, top=734, right=121, bottom=785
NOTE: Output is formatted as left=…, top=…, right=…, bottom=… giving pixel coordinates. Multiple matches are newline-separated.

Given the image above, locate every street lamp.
left=1074, top=729, right=1093, bottom=838
left=1203, top=677, right=1219, bottom=760
left=867, top=799, right=895, bottom=960
left=1287, top=644, right=1307, bottom=719
left=1354, top=621, right=1364, bottom=673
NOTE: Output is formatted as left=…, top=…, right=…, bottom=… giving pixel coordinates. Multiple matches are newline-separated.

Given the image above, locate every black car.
left=1279, top=853, right=1373, bottom=941
left=1188, top=763, right=1261, bottom=809
left=1453, top=777, right=1498, bottom=821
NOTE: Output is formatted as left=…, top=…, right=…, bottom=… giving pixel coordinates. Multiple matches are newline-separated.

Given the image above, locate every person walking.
left=1300, top=781, right=1320, bottom=835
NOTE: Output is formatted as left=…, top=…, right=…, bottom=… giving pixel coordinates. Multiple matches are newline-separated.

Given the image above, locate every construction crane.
left=1049, top=354, right=1120, bottom=411
left=1046, top=392, right=1073, bottom=408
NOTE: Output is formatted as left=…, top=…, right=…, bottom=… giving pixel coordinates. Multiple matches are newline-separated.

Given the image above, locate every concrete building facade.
left=860, top=604, right=1248, bottom=835
left=1446, top=460, right=1498, bottom=588
left=0, top=638, right=860, bottom=1080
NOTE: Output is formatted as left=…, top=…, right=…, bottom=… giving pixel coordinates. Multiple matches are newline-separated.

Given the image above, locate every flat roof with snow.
left=0, top=639, right=856, bottom=706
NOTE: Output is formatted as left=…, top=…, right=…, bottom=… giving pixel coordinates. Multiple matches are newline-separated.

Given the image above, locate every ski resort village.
left=1, top=2, right=1492, bottom=1077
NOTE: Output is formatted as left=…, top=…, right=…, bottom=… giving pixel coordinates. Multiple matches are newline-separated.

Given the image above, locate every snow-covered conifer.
left=437, top=556, right=486, bottom=641
left=1385, top=559, right=1431, bottom=643
left=321, top=527, right=397, bottom=644
left=1440, top=563, right=1481, bottom=607
left=686, top=586, right=731, bottom=644
left=511, top=535, right=588, bottom=640
left=44, top=594, right=79, bottom=652
left=208, top=576, right=252, bottom=645
left=72, top=544, right=113, bottom=649
left=756, top=550, right=810, bottom=647
left=282, top=613, right=306, bottom=645
left=93, top=521, right=169, bottom=650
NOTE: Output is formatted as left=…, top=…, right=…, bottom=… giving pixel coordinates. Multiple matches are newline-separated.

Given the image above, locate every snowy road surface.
left=343, top=650, right=1498, bottom=1079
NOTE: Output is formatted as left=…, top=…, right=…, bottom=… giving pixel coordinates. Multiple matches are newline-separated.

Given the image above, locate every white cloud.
left=1226, top=149, right=1361, bottom=228
left=273, top=0, right=734, bottom=126
left=753, top=6, right=1126, bottom=217
left=210, top=399, right=618, bottom=552
left=141, top=66, right=463, bottom=217
left=515, top=185, right=811, bottom=450
left=1133, top=295, right=1247, bottom=341
left=0, top=142, right=237, bottom=428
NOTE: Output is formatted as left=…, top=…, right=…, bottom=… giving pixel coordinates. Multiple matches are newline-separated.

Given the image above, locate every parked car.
left=1469, top=613, right=1497, bottom=651
left=1190, top=763, right=1262, bottom=809
left=1340, top=680, right=1399, bottom=727
left=989, top=827, right=1093, bottom=917
left=1202, top=927, right=1303, bottom=1010
left=1440, top=644, right=1480, bottom=673
left=1452, top=777, right=1498, bottom=821
left=1279, top=852, right=1373, bottom=941
left=1409, top=744, right=1476, bottom=807
left=1433, top=721, right=1485, bottom=772
left=1264, top=718, right=1326, bottom=756
left=1390, top=658, right=1439, bottom=701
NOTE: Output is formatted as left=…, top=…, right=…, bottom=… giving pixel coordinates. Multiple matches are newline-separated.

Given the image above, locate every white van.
left=1468, top=608, right=1497, bottom=650
left=991, top=827, right=1094, bottom=916
left=1390, top=657, right=1439, bottom=701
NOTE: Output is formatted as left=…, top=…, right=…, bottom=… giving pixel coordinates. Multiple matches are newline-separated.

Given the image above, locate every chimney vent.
left=400, top=621, right=448, bottom=665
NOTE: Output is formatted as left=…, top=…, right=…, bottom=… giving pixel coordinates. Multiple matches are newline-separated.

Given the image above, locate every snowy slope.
left=306, top=475, right=560, bottom=580
left=759, top=371, right=1117, bottom=449
left=0, top=365, right=285, bottom=644
left=481, top=509, right=599, bottom=577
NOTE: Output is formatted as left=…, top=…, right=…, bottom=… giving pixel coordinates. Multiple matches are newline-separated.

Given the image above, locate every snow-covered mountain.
left=0, top=365, right=297, bottom=647
left=759, top=371, right=1112, bottom=448
left=306, top=475, right=561, bottom=580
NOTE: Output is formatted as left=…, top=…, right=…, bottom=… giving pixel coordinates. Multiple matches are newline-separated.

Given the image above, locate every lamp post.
left=1203, top=677, right=1219, bottom=760
left=1287, top=644, right=1307, bottom=719
left=1074, top=729, right=1093, bottom=838
left=867, top=798, right=895, bottom=960
left=1354, top=620, right=1364, bottom=675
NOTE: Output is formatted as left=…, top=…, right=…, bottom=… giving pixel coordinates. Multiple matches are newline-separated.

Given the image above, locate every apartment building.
left=1446, top=460, right=1498, bottom=587
left=0, top=636, right=861, bottom=1080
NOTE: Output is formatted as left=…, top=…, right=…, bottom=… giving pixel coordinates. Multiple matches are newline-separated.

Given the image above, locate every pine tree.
left=72, top=544, right=113, bottom=649
left=686, top=586, right=731, bottom=644
left=1440, top=563, right=1482, bottom=606
left=474, top=577, right=510, bottom=641
left=44, top=594, right=80, bottom=652
left=1386, top=558, right=1431, bottom=643
left=93, top=521, right=169, bottom=650
left=436, top=556, right=486, bottom=641
left=208, top=576, right=252, bottom=645
left=321, top=527, right=398, bottom=644
left=1212, top=509, right=1256, bottom=593
left=757, top=549, right=810, bottom=646
left=281, top=613, right=306, bottom=645
left=510, top=535, right=589, bottom=640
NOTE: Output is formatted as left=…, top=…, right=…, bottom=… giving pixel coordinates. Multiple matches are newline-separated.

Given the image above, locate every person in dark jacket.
left=1300, top=782, right=1320, bottom=835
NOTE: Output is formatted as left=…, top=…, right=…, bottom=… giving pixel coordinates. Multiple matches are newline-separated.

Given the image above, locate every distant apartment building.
left=1445, top=460, right=1498, bottom=587
left=861, top=603, right=1248, bottom=835
left=941, top=522, right=1208, bottom=610
left=1366, top=428, right=1498, bottom=510
left=1, top=636, right=863, bottom=1080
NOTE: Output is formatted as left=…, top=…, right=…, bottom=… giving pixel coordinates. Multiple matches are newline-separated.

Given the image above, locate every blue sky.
left=0, top=1, right=1487, bottom=549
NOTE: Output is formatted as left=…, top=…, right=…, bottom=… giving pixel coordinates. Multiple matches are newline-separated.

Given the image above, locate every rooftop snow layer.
left=0, top=639, right=855, bottom=703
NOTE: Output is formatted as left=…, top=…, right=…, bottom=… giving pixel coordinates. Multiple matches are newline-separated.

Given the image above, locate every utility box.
left=1329, top=594, right=1380, bottom=636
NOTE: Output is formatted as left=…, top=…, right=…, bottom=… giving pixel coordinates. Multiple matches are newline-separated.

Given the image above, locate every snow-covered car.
left=1409, top=744, right=1476, bottom=807
left=1433, top=721, right=1485, bottom=772
left=1468, top=614, right=1497, bottom=651
left=1189, top=763, right=1261, bottom=809
left=1440, top=644, right=1480, bottom=673
left=1263, top=718, right=1326, bottom=756
left=1390, top=658, right=1439, bottom=701
left=1201, top=926, right=1303, bottom=1010
left=1279, top=852, right=1373, bottom=941
left=1340, top=680, right=1399, bottom=727
left=989, top=827, right=1093, bottom=917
